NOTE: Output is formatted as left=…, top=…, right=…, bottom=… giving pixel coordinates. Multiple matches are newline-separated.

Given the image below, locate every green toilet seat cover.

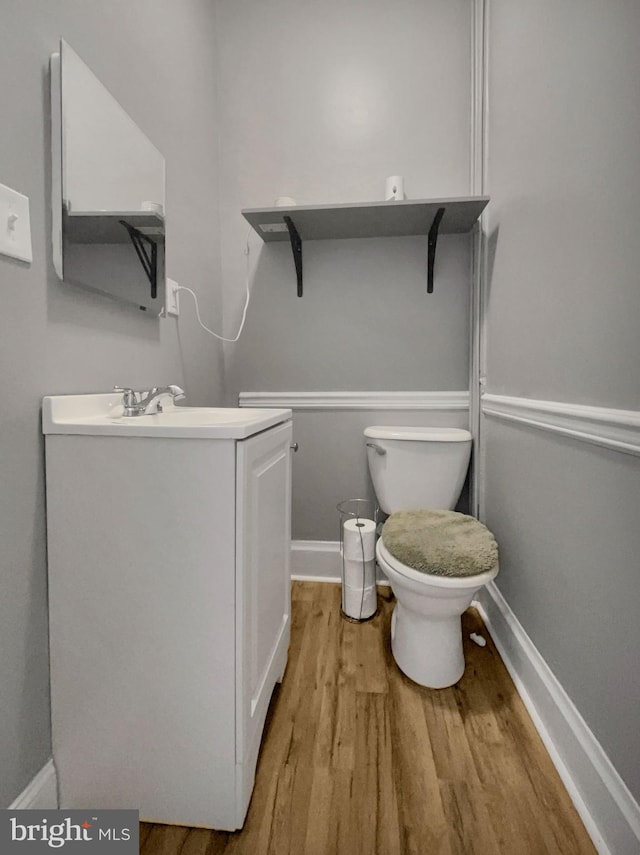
left=381, top=509, right=498, bottom=578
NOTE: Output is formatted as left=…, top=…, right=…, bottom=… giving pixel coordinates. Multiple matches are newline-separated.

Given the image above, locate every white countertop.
left=42, top=394, right=291, bottom=440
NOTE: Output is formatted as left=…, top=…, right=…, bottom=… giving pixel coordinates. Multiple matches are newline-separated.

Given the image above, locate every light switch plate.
left=0, top=182, right=33, bottom=263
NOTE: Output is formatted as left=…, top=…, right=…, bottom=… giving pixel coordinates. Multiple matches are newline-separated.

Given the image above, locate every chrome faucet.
left=114, top=385, right=185, bottom=416
left=138, top=385, right=186, bottom=414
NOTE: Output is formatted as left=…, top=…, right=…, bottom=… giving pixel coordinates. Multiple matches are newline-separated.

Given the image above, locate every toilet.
left=364, top=425, right=499, bottom=688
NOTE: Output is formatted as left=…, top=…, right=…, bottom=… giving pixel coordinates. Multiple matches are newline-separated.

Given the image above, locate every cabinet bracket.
left=283, top=215, right=303, bottom=297
left=119, top=219, right=158, bottom=299
left=427, top=207, right=446, bottom=294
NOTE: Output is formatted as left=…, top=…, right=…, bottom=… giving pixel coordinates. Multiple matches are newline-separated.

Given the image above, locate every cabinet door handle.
left=290, top=442, right=299, bottom=452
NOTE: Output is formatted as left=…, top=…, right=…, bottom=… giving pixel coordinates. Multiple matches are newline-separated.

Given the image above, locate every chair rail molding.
left=239, top=391, right=470, bottom=412
left=482, top=394, right=640, bottom=457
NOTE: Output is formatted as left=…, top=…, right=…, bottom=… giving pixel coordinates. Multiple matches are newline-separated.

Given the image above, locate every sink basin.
left=43, top=394, right=291, bottom=440
left=115, top=407, right=272, bottom=427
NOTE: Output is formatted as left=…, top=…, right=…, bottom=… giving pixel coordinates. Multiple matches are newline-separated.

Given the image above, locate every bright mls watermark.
left=1, top=811, right=138, bottom=852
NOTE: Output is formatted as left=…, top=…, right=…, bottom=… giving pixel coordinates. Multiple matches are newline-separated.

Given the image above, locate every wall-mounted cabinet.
left=51, top=40, right=166, bottom=311
left=242, top=196, right=489, bottom=296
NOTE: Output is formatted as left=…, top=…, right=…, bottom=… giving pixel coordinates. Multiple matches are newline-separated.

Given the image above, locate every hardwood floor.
left=140, top=582, right=596, bottom=854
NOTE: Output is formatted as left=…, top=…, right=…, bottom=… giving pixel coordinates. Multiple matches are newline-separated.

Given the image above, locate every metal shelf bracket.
left=283, top=215, right=303, bottom=297
left=427, top=207, right=446, bottom=294
left=119, top=219, right=158, bottom=299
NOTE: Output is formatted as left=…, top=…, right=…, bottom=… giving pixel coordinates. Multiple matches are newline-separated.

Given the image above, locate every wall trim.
left=8, top=759, right=58, bottom=810
left=240, top=391, right=470, bottom=411
left=470, top=0, right=490, bottom=521
left=482, top=393, right=640, bottom=457
left=291, top=540, right=389, bottom=585
left=476, top=582, right=640, bottom=855
left=291, top=540, right=342, bottom=582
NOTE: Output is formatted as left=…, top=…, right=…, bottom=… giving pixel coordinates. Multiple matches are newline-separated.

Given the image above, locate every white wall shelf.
left=242, top=195, right=489, bottom=296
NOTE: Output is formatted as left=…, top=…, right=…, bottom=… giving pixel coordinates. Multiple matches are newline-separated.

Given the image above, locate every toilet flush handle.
left=366, top=442, right=386, bottom=456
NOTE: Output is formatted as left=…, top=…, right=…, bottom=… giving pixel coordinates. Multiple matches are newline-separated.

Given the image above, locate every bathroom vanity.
left=43, top=393, right=293, bottom=829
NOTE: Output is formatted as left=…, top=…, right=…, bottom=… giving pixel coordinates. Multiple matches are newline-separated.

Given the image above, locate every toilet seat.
left=377, top=539, right=498, bottom=590
left=382, top=509, right=498, bottom=578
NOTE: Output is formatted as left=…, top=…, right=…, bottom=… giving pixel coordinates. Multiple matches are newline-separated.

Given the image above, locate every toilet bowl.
left=377, top=538, right=498, bottom=687
left=364, top=425, right=499, bottom=688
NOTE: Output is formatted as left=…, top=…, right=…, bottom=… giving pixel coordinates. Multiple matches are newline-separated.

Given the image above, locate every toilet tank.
left=364, top=425, right=472, bottom=514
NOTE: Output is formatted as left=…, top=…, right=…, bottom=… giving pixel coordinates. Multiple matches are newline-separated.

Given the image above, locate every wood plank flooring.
left=140, top=582, right=596, bottom=854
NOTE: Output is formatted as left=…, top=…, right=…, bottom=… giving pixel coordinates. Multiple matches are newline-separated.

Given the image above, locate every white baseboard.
left=291, top=540, right=390, bottom=585
left=291, top=540, right=342, bottom=582
left=476, top=582, right=640, bottom=855
left=8, top=759, right=58, bottom=809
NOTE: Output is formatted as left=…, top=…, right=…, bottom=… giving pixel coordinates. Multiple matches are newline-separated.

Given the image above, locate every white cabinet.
left=45, top=416, right=292, bottom=830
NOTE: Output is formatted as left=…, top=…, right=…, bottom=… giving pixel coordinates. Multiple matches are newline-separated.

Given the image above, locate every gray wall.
left=214, top=0, right=474, bottom=538
left=482, top=0, right=640, bottom=801
left=0, top=1, right=223, bottom=806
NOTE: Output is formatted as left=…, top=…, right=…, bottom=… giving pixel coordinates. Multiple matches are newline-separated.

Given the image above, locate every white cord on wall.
left=175, top=226, right=253, bottom=343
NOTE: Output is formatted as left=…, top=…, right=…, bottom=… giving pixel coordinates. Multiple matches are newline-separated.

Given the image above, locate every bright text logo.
left=2, top=810, right=138, bottom=852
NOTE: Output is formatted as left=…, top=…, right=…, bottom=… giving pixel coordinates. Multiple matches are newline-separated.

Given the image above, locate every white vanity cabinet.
left=44, top=396, right=292, bottom=830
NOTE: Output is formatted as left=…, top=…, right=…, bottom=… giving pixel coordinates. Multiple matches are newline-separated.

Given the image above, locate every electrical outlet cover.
left=166, top=278, right=180, bottom=317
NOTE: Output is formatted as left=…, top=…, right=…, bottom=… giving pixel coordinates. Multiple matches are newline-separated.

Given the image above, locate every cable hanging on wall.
left=174, top=226, right=253, bottom=343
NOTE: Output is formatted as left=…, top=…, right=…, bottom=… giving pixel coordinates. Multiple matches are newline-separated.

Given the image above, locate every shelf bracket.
left=427, top=206, right=446, bottom=294
left=283, top=215, right=303, bottom=297
left=119, top=219, right=158, bottom=299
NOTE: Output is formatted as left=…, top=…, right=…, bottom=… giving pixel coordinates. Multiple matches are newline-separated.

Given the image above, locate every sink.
left=116, top=407, right=263, bottom=426
left=42, top=394, right=291, bottom=440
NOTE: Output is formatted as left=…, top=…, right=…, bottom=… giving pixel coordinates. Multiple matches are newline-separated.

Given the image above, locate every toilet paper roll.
left=384, top=175, right=405, bottom=201
left=343, top=518, right=376, bottom=561
left=274, top=196, right=296, bottom=207
left=343, top=557, right=376, bottom=590
left=343, top=583, right=377, bottom=620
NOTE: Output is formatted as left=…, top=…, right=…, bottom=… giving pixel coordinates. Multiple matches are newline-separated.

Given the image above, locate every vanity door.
left=234, top=420, right=292, bottom=796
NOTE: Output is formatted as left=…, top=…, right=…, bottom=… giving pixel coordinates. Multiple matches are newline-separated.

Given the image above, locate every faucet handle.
left=113, top=386, right=139, bottom=407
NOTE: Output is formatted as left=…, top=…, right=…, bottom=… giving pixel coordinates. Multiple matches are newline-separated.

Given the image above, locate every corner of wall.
left=8, top=760, right=59, bottom=810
